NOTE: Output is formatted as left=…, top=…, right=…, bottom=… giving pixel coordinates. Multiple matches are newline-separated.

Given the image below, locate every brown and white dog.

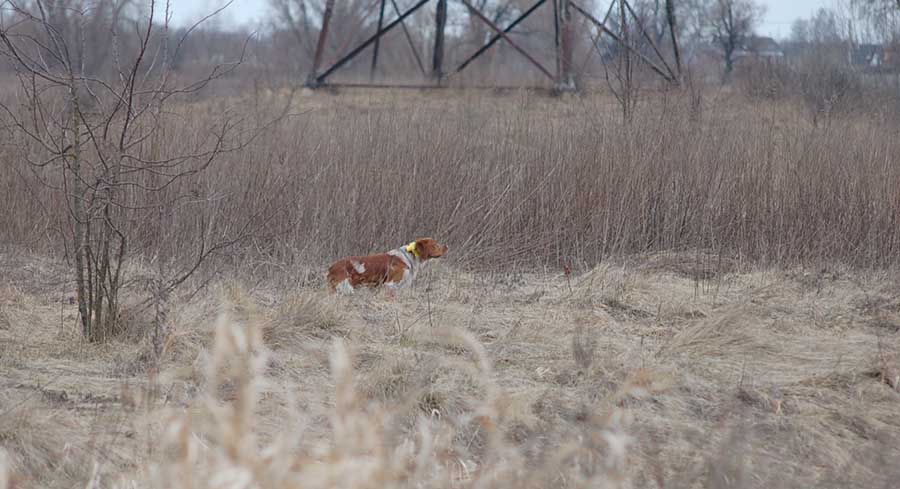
left=326, top=238, right=449, bottom=295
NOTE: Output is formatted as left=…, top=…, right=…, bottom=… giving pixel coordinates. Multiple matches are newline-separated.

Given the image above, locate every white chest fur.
left=386, top=248, right=420, bottom=290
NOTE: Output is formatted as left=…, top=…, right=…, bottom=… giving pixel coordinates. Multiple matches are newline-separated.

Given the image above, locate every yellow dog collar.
left=405, top=241, right=420, bottom=258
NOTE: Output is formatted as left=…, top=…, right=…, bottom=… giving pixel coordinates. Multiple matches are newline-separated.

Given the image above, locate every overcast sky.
left=161, top=0, right=833, bottom=40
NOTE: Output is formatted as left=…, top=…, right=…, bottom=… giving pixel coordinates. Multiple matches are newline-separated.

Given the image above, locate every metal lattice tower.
left=304, top=0, right=682, bottom=92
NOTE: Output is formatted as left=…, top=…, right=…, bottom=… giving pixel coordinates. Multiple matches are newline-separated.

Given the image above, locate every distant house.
left=734, top=36, right=786, bottom=63
left=850, top=44, right=899, bottom=73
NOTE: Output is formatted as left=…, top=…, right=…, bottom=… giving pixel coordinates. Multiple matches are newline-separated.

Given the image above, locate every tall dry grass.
left=2, top=88, right=899, bottom=273
left=95, top=305, right=672, bottom=489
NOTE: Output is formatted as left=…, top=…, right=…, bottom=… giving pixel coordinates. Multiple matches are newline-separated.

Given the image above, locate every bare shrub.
left=734, top=59, right=792, bottom=99
left=0, top=1, right=287, bottom=344
left=736, top=54, right=864, bottom=125
left=794, top=59, right=864, bottom=124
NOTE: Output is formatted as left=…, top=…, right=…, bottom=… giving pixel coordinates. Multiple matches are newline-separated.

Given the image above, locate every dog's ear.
left=415, top=239, right=429, bottom=259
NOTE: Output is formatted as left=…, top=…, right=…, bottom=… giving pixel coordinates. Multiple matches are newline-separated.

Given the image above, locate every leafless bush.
left=604, top=1, right=641, bottom=122
left=735, top=55, right=864, bottom=124
left=734, top=59, right=791, bottom=99
left=0, top=1, right=286, bottom=344
left=793, top=58, right=864, bottom=125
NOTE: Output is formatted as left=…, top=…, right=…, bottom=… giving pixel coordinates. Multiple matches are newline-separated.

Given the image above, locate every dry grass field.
left=2, top=248, right=900, bottom=489
left=2, top=90, right=900, bottom=489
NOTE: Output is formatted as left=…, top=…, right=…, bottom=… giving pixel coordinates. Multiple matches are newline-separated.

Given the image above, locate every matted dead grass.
left=1, top=252, right=898, bottom=488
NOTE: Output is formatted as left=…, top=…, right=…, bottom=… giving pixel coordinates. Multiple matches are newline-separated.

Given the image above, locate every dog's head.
left=410, top=237, right=448, bottom=261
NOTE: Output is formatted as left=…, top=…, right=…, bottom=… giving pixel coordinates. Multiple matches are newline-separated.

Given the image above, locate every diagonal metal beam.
left=576, top=0, right=615, bottom=76
left=665, top=0, right=682, bottom=79
left=370, top=0, right=387, bottom=80
left=455, top=0, right=547, bottom=74
left=621, top=0, right=677, bottom=81
left=570, top=1, right=676, bottom=83
left=458, top=0, right=555, bottom=81
left=315, top=0, right=433, bottom=85
left=390, top=0, right=428, bottom=77
left=598, top=1, right=616, bottom=39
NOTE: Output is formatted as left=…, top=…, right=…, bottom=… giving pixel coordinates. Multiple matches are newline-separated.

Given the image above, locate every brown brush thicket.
left=3, top=87, right=899, bottom=272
